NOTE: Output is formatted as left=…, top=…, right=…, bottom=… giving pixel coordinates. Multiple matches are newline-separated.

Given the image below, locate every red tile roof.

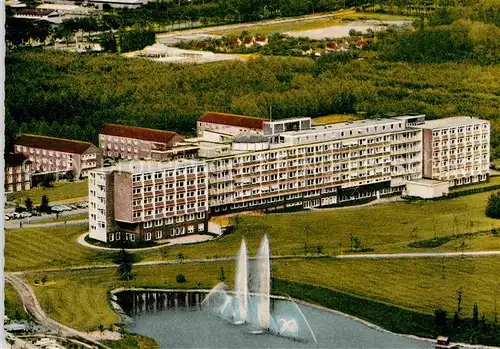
left=199, top=112, right=266, bottom=130
left=15, top=134, right=96, bottom=154
left=101, top=124, right=181, bottom=145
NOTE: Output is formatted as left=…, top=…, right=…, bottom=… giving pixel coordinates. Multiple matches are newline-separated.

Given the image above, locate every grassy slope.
left=6, top=192, right=499, bottom=272
left=4, top=225, right=114, bottom=272
left=26, top=263, right=233, bottom=331
left=138, top=192, right=500, bottom=262
left=4, top=282, right=30, bottom=321
left=25, top=257, right=500, bottom=332
left=7, top=181, right=88, bottom=205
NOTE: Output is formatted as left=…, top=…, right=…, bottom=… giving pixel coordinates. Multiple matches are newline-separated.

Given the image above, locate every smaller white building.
left=404, top=178, right=449, bottom=199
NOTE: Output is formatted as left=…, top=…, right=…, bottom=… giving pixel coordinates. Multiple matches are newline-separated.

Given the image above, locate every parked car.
left=4, top=215, right=10, bottom=221
left=19, top=212, right=32, bottom=218
left=69, top=204, right=78, bottom=210
left=11, top=212, right=21, bottom=219
left=77, top=202, right=88, bottom=208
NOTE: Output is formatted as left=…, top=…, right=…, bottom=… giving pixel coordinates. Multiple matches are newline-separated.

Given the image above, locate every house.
left=14, top=134, right=103, bottom=179
left=254, top=35, right=268, bottom=46
left=99, top=124, right=185, bottom=161
left=242, top=36, right=255, bottom=48
left=4, top=153, right=31, bottom=193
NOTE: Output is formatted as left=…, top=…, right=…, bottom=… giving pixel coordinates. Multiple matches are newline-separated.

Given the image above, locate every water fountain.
left=203, top=235, right=317, bottom=343
left=233, top=239, right=248, bottom=325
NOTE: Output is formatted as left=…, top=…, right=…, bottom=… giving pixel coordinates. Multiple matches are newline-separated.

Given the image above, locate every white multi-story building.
left=413, top=116, right=490, bottom=186
left=88, top=159, right=208, bottom=243
left=90, top=113, right=490, bottom=244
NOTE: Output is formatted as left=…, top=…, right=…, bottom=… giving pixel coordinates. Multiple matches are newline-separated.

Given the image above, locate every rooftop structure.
left=412, top=116, right=487, bottom=129
left=99, top=124, right=185, bottom=161
left=16, top=134, right=97, bottom=154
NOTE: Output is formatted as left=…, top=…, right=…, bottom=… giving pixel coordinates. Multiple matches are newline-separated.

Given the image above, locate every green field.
left=4, top=282, right=29, bottom=321
left=24, top=257, right=500, bottom=332
left=138, top=192, right=500, bottom=262
left=25, top=263, right=233, bottom=331
left=7, top=181, right=88, bottom=205
left=4, top=225, right=112, bottom=272
left=212, top=10, right=415, bottom=35
left=5, top=192, right=499, bottom=273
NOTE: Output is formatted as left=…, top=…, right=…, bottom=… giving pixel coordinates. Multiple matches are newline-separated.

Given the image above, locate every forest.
left=5, top=0, right=500, bottom=157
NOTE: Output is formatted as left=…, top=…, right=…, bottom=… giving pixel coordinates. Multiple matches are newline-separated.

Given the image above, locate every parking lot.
left=5, top=201, right=88, bottom=229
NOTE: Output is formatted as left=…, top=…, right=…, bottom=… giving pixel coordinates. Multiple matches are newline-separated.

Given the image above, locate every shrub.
left=176, top=274, right=186, bottom=283
left=486, top=191, right=500, bottom=219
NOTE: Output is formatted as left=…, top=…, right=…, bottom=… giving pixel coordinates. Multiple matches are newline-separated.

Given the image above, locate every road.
left=5, top=274, right=110, bottom=349
left=5, top=209, right=87, bottom=229
left=156, top=10, right=352, bottom=44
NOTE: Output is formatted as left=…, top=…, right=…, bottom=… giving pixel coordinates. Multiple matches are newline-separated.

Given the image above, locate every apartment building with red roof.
left=99, top=124, right=186, bottom=161
left=14, top=134, right=103, bottom=178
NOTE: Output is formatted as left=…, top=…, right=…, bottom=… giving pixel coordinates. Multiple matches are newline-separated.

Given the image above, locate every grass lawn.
left=212, top=11, right=415, bottom=36
left=4, top=225, right=114, bottom=272
left=6, top=192, right=498, bottom=273
left=312, top=114, right=359, bottom=125
left=25, top=257, right=500, bottom=332
left=7, top=180, right=88, bottom=205
left=5, top=282, right=29, bottom=321
left=138, top=192, right=500, bottom=262
left=25, top=263, right=233, bottom=331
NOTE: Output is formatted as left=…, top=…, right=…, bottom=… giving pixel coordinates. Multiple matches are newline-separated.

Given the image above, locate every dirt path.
left=5, top=274, right=111, bottom=349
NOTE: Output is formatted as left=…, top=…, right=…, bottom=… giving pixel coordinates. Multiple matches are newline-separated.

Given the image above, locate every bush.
left=176, top=274, right=186, bottom=283
left=486, top=191, right=500, bottom=219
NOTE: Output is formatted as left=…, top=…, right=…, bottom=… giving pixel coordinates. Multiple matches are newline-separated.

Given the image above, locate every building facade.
left=14, top=134, right=103, bottom=178
left=90, top=114, right=490, bottom=244
left=99, top=124, right=186, bottom=161
left=88, top=159, right=209, bottom=243
left=413, top=117, right=490, bottom=186
left=5, top=153, right=32, bottom=193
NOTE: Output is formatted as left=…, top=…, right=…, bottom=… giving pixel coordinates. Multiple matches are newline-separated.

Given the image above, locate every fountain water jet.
left=233, top=239, right=248, bottom=325
left=203, top=235, right=317, bottom=343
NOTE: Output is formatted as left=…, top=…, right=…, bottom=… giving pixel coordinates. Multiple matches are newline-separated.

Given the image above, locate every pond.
left=124, top=294, right=434, bottom=349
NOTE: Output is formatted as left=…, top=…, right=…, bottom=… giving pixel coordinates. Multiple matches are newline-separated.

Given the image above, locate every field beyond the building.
left=7, top=180, right=88, bottom=205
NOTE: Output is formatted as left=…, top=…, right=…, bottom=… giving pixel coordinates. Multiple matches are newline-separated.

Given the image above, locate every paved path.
left=11, top=250, right=500, bottom=276
left=5, top=209, right=87, bottom=229
left=76, top=232, right=215, bottom=252
left=5, top=274, right=110, bottom=349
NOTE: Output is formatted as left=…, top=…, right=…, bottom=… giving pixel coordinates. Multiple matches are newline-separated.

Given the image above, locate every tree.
left=219, top=266, right=226, bottom=282
left=434, top=309, right=448, bottom=333
left=486, top=192, right=500, bottom=219
left=115, top=248, right=134, bottom=281
left=176, top=273, right=186, bottom=283
left=40, top=195, right=50, bottom=213
left=473, top=303, right=480, bottom=328
left=177, top=252, right=185, bottom=263
left=25, top=197, right=33, bottom=211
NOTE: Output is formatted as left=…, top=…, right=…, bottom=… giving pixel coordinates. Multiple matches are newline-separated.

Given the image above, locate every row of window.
left=432, top=124, right=488, bottom=136
left=132, top=202, right=207, bottom=218
left=132, top=167, right=206, bottom=182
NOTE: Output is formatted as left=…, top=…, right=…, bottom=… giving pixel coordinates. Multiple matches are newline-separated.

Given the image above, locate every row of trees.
left=376, top=7, right=500, bottom=64
left=6, top=49, right=500, bottom=154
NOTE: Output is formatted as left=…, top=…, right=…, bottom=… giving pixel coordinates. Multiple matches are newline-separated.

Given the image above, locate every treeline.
left=5, top=50, right=500, bottom=155
left=376, top=7, right=500, bottom=64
